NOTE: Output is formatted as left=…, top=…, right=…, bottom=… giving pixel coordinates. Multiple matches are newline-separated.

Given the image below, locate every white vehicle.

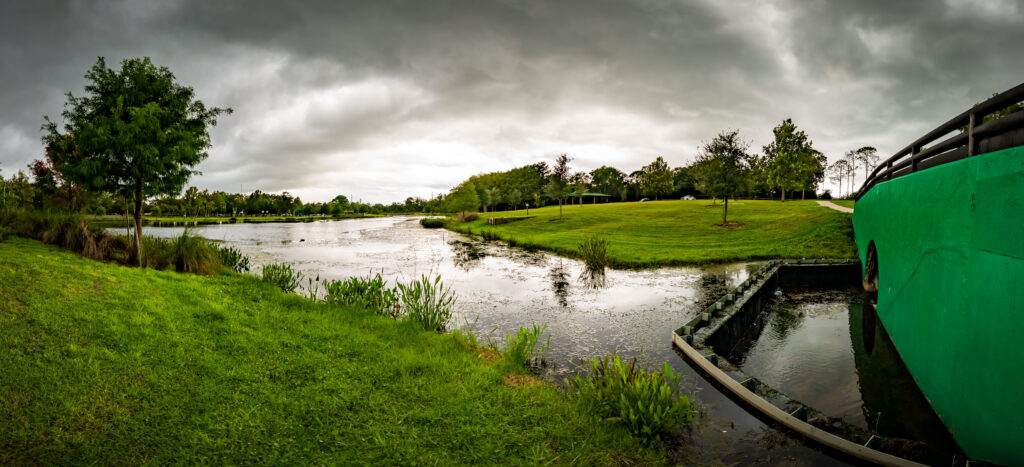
left=639, top=198, right=650, bottom=202
left=681, top=195, right=695, bottom=200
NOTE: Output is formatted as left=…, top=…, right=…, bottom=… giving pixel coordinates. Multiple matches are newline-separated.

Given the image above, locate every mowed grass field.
left=451, top=200, right=856, bottom=267
left=0, top=237, right=664, bottom=465
left=829, top=200, right=856, bottom=209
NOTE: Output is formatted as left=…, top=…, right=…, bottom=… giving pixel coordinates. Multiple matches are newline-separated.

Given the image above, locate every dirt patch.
left=715, top=222, right=744, bottom=229
left=477, top=349, right=500, bottom=362
left=502, top=373, right=544, bottom=388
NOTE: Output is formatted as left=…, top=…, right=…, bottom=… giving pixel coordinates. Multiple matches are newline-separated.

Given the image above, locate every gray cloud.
left=2, top=0, right=1022, bottom=202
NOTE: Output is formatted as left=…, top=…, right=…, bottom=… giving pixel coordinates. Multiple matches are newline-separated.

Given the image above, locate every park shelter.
left=567, top=191, right=612, bottom=204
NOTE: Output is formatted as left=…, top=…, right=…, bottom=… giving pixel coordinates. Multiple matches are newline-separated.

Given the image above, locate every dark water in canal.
left=134, top=217, right=953, bottom=465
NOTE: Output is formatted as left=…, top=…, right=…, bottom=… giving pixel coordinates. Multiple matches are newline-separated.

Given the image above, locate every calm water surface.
left=141, top=217, right=865, bottom=465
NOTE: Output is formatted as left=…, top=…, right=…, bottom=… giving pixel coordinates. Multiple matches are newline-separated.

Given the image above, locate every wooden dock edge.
left=671, top=332, right=924, bottom=467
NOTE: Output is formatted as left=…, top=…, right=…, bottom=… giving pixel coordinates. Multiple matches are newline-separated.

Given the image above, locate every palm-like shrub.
left=323, top=273, right=401, bottom=318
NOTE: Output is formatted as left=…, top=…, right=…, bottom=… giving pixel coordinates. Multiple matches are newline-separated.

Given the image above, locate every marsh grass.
left=497, top=323, right=550, bottom=369
left=577, top=235, right=609, bottom=286
left=323, top=272, right=401, bottom=318
left=261, top=263, right=303, bottom=293
left=570, top=354, right=695, bottom=441
left=397, top=275, right=456, bottom=331
left=217, top=245, right=251, bottom=273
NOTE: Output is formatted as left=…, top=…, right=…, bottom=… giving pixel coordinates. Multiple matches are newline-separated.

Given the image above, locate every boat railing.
left=857, top=82, right=1024, bottom=200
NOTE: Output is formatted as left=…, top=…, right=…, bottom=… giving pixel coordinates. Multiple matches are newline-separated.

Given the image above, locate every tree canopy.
left=692, top=130, right=753, bottom=224
left=42, top=57, right=231, bottom=263
left=762, top=119, right=818, bottom=201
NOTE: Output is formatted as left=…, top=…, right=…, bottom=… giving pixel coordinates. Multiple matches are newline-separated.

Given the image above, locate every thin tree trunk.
left=782, top=188, right=786, bottom=202
left=722, top=198, right=729, bottom=225
left=559, top=199, right=563, bottom=219
left=802, top=189, right=805, bottom=200
left=134, top=192, right=143, bottom=267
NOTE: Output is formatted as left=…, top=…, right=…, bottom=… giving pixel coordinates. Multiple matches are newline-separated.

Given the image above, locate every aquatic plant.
left=577, top=235, right=610, bottom=286
left=569, top=354, right=695, bottom=441
left=499, top=323, right=550, bottom=369
left=419, top=218, right=445, bottom=228
left=323, top=272, right=401, bottom=318
left=217, top=245, right=251, bottom=273
left=398, top=275, right=457, bottom=331
left=261, top=262, right=303, bottom=293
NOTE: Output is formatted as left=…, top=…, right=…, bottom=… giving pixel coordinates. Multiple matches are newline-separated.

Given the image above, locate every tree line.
left=438, top=119, right=882, bottom=222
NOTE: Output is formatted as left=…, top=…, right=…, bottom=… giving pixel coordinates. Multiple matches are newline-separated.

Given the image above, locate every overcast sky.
left=2, top=0, right=1022, bottom=203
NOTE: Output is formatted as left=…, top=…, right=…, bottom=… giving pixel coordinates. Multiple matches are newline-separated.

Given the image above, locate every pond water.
left=729, top=290, right=958, bottom=462
left=133, top=217, right=944, bottom=465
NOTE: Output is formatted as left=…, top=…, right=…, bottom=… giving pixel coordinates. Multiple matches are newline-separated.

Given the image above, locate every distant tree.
left=532, top=192, right=541, bottom=209
left=489, top=187, right=502, bottom=211
left=829, top=159, right=853, bottom=197
left=543, top=154, right=572, bottom=219
left=692, top=130, right=753, bottom=224
left=479, top=187, right=492, bottom=213
left=571, top=171, right=589, bottom=206
left=447, top=182, right=480, bottom=219
left=672, top=166, right=697, bottom=197
left=640, top=156, right=673, bottom=200
left=589, top=166, right=625, bottom=199
left=763, top=119, right=817, bottom=201
left=508, top=188, right=523, bottom=211
left=843, top=150, right=858, bottom=194
left=854, top=146, right=879, bottom=186
left=43, top=57, right=231, bottom=264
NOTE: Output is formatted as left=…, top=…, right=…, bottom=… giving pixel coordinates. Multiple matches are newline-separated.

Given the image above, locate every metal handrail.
left=857, top=82, right=1024, bottom=199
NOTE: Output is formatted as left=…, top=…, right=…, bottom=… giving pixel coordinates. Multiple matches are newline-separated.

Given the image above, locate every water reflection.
left=548, top=259, right=570, bottom=307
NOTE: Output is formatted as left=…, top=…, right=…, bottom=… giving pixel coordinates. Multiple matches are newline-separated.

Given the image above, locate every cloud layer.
left=2, top=0, right=1022, bottom=202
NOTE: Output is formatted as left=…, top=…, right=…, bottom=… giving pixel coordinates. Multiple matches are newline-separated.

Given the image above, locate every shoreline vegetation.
left=0, top=208, right=695, bottom=464
left=86, top=213, right=383, bottom=226
left=442, top=199, right=856, bottom=268
left=0, top=236, right=675, bottom=465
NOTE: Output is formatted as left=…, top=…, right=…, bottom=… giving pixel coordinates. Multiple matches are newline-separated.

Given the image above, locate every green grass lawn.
left=452, top=200, right=855, bottom=267
left=0, top=237, right=664, bottom=465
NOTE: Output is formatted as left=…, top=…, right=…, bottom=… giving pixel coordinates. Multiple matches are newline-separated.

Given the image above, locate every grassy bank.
left=0, top=237, right=664, bottom=465
left=449, top=200, right=855, bottom=267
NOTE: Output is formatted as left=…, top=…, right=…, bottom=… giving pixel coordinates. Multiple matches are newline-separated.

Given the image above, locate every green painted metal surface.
left=853, top=146, right=1024, bottom=466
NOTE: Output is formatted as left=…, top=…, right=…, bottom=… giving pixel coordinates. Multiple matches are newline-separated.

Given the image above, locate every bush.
left=150, top=206, right=161, bottom=217
left=94, top=206, right=106, bottom=216
left=419, top=218, right=445, bottom=228
left=569, top=354, right=695, bottom=441
left=261, top=263, right=303, bottom=293
left=323, top=272, right=400, bottom=317
left=500, top=324, right=549, bottom=369
left=398, top=275, right=456, bottom=331
left=454, top=212, right=479, bottom=223
left=218, top=245, right=251, bottom=273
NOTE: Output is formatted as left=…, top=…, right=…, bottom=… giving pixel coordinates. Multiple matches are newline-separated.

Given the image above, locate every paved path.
left=816, top=200, right=853, bottom=213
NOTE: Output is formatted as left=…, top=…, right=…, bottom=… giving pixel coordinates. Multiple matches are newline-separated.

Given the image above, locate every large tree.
left=763, top=119, right=817, bottom=201
left=589, top=166, right=625, bottom=199
left=640, top=156, right=673, bottom=200
left=447, top=182, right=480, bottom=218
left=692, top=130, right=753, bottom=224
left=43, top=57, right=231, bottom=264
left=543, top=154, right=572, bottom=219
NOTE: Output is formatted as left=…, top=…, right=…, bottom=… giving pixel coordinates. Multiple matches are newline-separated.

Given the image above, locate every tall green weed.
left=261, top=263, right=303, bottom=293
left=397, top=275, right=456, bottom=331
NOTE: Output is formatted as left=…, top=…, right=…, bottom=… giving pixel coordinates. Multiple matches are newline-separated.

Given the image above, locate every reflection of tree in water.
left=549, top=259, right=570, bottom=307
left=449, top=240, right=487, bottom=271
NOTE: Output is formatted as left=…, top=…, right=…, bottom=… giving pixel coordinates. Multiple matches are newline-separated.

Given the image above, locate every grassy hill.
left=450, top=200, right=856, bottom=268
left=0, top=237, right=664, bottom=465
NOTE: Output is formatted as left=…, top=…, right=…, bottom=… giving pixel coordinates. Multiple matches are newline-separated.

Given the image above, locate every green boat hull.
left=853, top=145, right=1024, bottom=465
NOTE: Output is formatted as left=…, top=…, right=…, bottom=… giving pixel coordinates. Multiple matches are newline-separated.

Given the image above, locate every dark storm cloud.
left=1, top=0, right=1022, bottom=201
